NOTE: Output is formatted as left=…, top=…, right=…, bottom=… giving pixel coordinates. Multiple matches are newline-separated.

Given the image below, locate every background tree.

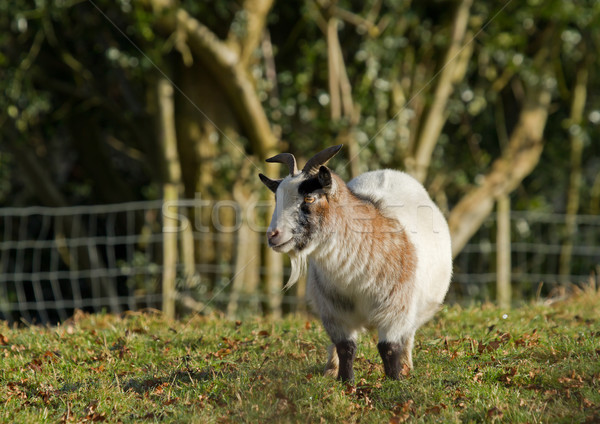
left=1, top=0, right=600, bottom=314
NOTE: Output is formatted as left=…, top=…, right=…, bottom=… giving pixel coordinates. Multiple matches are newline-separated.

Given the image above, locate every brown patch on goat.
left=321, top=173, right=417, bottom=290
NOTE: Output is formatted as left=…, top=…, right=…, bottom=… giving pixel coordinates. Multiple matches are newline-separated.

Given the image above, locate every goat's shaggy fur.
left=259, top=145, right=452, bottom=381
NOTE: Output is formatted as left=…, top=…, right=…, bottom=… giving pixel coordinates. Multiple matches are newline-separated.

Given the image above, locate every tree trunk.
left=496, top=194, right=511, bottom=308
left=157, top=77, right=184, bottom=319
left=148, top=0, right=278, bottom=160
left=559, top=59, right=589, bottom=281
left=448, top=82, right=552, bottom=257
left=408, top=0, right=473, bottom=183
left=228, top=186, right=260, bottom=318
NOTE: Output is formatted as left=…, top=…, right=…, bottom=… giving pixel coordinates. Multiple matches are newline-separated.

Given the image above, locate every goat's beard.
left=284, top=252, right=307, bottom=290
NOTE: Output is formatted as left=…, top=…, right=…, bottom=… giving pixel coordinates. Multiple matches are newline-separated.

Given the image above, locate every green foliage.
left=2, top=0, right=600, bottom=210
left=1, top=288, right=599, bottom=423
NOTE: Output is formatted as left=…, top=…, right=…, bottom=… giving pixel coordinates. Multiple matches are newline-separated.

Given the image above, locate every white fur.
left=268, top=167, right=452, bottom=368
left=346, top=170, right=452, bottom=334
left=303, top=169, right=451, bottom=347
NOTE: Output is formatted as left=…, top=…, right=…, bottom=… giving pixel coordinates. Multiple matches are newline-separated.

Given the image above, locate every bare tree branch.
left=408, top=0, right=473, bottom=183
left=327, top=18, right=342, bottom=121
left=229, top=0, right=275, bottom=68
left=448, top=82, right=552, bottom=257
left=146, top=0, right=277, bottom=159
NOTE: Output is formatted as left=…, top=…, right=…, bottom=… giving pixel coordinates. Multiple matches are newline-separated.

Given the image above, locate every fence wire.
left=1, top=201, right=599, bottom=324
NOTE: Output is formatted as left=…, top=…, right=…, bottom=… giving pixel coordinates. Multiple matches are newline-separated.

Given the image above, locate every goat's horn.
left=266, top=153, right=299, bottom=176
left=302, top=144, right=343, bottom=175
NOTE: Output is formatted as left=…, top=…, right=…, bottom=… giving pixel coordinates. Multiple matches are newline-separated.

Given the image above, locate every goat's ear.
left=259, top=174, right=281, bottom=193
left=317, top=166, right=332, bottom=191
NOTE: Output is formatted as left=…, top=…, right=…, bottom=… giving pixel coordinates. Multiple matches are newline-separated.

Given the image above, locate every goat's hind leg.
left=377, top=332, right=414, bottom=380
left=321, top=317, right=357, bottom=381
left=324, top=344, right=339, bottom=377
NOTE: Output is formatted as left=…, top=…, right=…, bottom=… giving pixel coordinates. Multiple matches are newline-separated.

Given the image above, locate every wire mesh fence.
left=1, top=200, right=599, bottom=324
left=451, top=211, right=600, bottom=302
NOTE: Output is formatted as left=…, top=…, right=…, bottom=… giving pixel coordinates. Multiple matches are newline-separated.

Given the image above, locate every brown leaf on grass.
left=37, top=388, right=54, bottom=405
left=6, top=382, right=28, bottom=401
left=44, top=351, right=59, bottom=362
left=515, top=329, right=539, bottom=347
left=82, top=401, right=106, bottom=422
left=305, top=321, right=311, bottom=330
left=486, top=407, right=503, bottom=419
left=258, top=330, right=269, bottom=337
left=27, top=358, right=44, bottom=372
left=390, top=402, right=413, bottom=424
left=163, top=397, right=178, bottom=406
left=497, top=331, right=511, bottom=342
left=478, top=340, right=501, bottom=354
left=557, top=376, right=584, bottom=388
left=26, top=351, right=60, bottom=372
left=582, top=398, right=594, bottom=408
left=346, top=378, right=381, bottom=408
left=221, top=337, right=240, bottom=349
left=401, top=364, right=411, bottom=377
left=110, top=341, right=130, bottom=359
left=152, top=382, right=169, bottom=395
left=90, top=365, right=105, bottom=373
left=453, top=388, right=467, bottom=407
left=498, top=367, right=517, bottom=384
left=207, top=347, right=232, bottom=359
left=425, top=403, right=447, bottom=414
left=392, top=399, right=414, bottom=416
left=0, top=334, right=8, bottom=345
left=558, top=370, right=584, bottom=388
left=390, top=414, right=409, bottom=424
left=344, top=384, right=356, bottom=395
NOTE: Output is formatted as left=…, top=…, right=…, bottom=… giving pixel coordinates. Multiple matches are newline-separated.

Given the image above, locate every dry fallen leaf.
left=425, top=403, right=447, bottom=414
left=401, top=364, right=411, bottom=377
left=487, top=407, right=503, bottom=419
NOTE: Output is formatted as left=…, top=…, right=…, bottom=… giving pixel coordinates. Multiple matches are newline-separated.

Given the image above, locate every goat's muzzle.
left=267, top=229, right=292, bottom=251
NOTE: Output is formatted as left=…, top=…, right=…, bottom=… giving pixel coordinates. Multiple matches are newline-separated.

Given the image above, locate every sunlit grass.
left=0, top=286, right=599, bottom=423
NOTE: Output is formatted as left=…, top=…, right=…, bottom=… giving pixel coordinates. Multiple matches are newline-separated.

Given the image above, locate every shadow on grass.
left=122, top=367, right=225, bottom=394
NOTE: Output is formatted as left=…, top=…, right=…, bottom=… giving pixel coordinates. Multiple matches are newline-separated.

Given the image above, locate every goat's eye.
left=304, top=195, right=316, bottom=204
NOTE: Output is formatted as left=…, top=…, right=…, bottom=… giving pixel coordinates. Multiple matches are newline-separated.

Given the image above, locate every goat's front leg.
left=321, top=316, right=357, bottom=381
left=377, top=332, right=414, bottom=380
left=335, top=339, right=357, bottom=382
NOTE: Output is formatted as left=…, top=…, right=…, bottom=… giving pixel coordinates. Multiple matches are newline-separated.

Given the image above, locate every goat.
left=259, top=145, right=452, bottom=381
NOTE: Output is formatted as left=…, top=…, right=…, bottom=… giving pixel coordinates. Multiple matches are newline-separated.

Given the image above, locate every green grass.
left=1, top=287, right=599, bottom=423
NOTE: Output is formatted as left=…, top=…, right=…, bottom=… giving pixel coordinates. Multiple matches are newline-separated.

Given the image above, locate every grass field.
left=1, top=286, right=599, bottom=423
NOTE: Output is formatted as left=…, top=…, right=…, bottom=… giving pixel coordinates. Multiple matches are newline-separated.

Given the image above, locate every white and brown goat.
left=259, top=145, right=452, bottom=381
